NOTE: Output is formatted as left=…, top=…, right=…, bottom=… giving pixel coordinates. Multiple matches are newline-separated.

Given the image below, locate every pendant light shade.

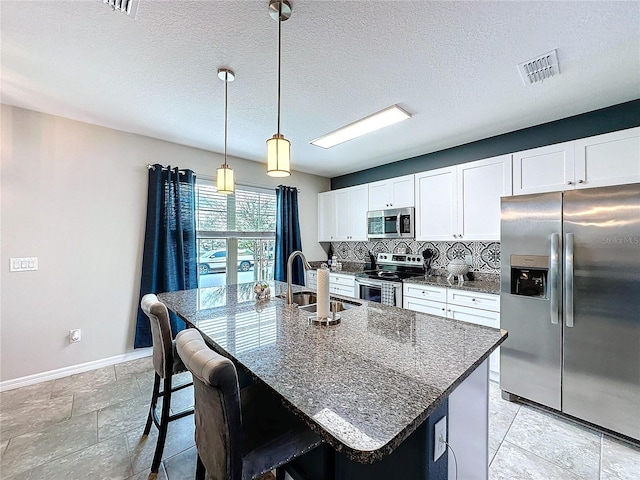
left=266, top=134, right=290, bottom=177
left=266, top=0, right=291, bottom=177
left=216, top=164, right=234, bottom=193
left=216, top=68, right=235, bottom=194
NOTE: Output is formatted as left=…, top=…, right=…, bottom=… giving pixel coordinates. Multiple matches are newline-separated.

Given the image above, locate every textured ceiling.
left=1, top=1, right=639, bottom=178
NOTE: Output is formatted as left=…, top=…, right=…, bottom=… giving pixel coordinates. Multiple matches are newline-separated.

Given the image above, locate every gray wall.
left=0, top=105, right=330, bottom=383
left=332, top=99, right=640, bottom=189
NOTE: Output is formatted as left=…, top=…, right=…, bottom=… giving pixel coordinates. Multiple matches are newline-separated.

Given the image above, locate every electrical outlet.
left=464, top=255, right=472, bottom=266
left=434, top=416, right=447, bottom=461
left=69, top=329, right=82, bottom=343
left=10, top=257, right=38, bottom=272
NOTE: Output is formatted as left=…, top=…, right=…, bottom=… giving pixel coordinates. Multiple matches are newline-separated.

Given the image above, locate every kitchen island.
left=159, top=281, right=506, bottom=480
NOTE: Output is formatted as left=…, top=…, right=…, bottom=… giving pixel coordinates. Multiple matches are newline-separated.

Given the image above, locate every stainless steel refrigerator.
left=500, top=183, right=640, bottom=441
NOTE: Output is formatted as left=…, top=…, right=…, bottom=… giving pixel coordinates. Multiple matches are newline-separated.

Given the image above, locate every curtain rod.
left=146, top=164, right=187, bottom=174
left=146, top=165, right=300, bottom=192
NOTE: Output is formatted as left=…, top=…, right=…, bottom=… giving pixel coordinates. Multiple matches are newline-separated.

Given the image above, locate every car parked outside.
left=198, top=250, right=254, bottom=275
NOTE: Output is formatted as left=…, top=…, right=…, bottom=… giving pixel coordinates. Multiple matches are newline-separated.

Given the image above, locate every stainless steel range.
left=355, top=253, right=424, bottom=306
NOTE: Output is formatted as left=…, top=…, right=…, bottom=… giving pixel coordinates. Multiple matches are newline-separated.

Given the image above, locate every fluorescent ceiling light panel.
left=311, top=105, right=411, bottom=149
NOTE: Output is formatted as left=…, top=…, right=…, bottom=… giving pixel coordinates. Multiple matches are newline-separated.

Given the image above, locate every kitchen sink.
left=298, top=300, right=354, bottom=313
left=277, top=291, right=361, bottom=312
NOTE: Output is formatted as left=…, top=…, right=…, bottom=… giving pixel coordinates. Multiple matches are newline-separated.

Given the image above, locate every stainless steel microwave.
left=367, top=207, right=415, bottom=239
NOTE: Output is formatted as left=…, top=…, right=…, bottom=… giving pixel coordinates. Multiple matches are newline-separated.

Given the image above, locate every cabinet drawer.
left=330, top=273, right=355, bottom=287
left=447, top=289, right=500, bottom=312
left=403, top=283, right=448, bottom=303
left=404, top=297, right=447, bottom=316
left=446, top=304, right=500, bottom=329
left=330, top=285, right=355, bottom=297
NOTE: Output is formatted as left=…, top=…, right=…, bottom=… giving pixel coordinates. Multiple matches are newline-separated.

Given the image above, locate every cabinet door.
left=349, top=185, right=369, bottom=240
left=306, top=271, right=318, bottom=289
left=333, top=189, right=351, bottom=241
left=368, top=180, right=391, bottom=210
left=457, top=155, right=512, bottom=241
left=415, top=167, right=457, bottom=240
left=317, top=191, right=335, bottom=242
left=368, top=175, right=414, bottom=210
left=389, top=175, right=415, bottom=208
left=512, top=142, right=575, bottom=195
left=574, top=127, right=640, bottom=189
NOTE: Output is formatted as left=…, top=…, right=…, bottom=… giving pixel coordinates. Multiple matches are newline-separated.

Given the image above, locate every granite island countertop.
left=158, top=281, right=506, bottom=463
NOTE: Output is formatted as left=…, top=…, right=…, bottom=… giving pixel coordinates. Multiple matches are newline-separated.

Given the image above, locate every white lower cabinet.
left=306, top=270, right=355, bottom=297
left=306, top=270, right=317, bottom=289
left=403, top=283, right=501, bottom=381
left=329, top=273, right=355, bottom=297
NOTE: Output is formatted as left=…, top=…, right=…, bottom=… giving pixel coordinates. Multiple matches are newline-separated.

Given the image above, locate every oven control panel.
left=377, top=253, right=424, bottom=267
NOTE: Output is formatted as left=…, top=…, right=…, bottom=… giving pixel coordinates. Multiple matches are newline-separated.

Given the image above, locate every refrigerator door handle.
left=550, top=233, right=560, bottom=324
left=565, top=233, right=575, bottom=328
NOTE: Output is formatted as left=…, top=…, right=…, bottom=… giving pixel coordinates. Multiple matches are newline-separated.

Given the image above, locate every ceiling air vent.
left=103, top=0, right=139, bottom=18
left=518, top=50, right=559, bottom=86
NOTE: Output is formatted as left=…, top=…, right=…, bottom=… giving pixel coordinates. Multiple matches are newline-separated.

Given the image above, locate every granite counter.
left=159, top=281, right=506, bottom=468
left=403, top=274, right=501, bottom=295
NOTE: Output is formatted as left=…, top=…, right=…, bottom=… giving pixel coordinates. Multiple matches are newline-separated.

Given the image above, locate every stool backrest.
left=176, top=329, right=243, bottom=480
left=141, top=294, right=174, bottom=379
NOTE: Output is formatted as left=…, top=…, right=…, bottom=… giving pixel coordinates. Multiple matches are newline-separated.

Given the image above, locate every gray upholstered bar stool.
left=141, top=294, right=195, bottom=473
left=175, top=329, right=323, bottom=480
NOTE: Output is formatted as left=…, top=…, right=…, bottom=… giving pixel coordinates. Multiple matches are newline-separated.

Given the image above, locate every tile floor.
left=1, top=356, right=639, bottom=479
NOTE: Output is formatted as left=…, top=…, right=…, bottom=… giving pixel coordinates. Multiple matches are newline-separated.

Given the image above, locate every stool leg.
left=196, top=453, right=206, bottom=480
left=150, top=376, right=172, bottom=473
left=144, top=373, right=161, bottom=435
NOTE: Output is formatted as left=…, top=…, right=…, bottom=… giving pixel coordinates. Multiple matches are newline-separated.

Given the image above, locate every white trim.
left=0, top=348, right=153, bottom=392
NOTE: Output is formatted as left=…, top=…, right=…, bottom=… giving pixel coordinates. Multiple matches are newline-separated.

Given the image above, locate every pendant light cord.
left=276, top=1, right=282, bottom=136
left=224, top=71, right=228, bottom=167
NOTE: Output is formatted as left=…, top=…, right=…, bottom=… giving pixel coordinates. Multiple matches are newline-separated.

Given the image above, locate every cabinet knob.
left=578, top=179, right=584, bottom=184
left=567, top=181, right=574, bottom=185
left=453, top=234, right=457, bottom=238
left=472, top=298, right=476, bottom=302
left=441, top=308, right=446, bottom=311
left=459, top=234, right=463, bottom=239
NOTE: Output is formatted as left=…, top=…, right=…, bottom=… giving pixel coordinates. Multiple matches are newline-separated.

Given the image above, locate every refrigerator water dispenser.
left=510, top=255, right=548, bottom=298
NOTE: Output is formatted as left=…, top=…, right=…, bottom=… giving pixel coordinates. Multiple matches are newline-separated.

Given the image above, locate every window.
left=195, top=180, right=276, bottom=287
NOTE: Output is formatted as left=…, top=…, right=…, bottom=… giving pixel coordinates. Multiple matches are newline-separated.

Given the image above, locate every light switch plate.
left=10, top=257, right=38, bottom=272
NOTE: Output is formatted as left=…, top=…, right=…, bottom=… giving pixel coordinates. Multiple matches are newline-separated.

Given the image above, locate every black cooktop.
left=357, top=269, right=422, bottom=281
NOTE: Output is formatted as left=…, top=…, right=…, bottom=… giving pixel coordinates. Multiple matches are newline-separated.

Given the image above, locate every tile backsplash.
left=329, top=240, right=500, bottom=274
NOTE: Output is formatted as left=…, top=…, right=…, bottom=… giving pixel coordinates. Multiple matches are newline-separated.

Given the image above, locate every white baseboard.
left=0, top=348, right=153, bottom=392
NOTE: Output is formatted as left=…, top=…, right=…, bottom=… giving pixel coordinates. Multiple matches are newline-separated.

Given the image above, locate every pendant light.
left=266, top=0, right=292, bottom=177
left=216, top=68, right=235, bottom=194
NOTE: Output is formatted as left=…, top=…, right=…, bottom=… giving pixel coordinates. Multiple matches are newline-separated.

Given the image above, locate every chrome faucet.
left=286, top=250, right=312, bottom=305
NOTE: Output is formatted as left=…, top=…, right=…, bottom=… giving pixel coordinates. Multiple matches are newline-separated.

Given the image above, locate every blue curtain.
left=274, top=185, right=304, bottom=284
left=134, top=164, right=198, bottom=348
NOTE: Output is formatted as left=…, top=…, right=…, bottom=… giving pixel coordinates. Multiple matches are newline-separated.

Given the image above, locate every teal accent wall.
left=331, top=99, right=640, bottom=189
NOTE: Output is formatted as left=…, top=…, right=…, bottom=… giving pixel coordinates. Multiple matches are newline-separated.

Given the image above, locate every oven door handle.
left=355, top=278, right=381, bottom=288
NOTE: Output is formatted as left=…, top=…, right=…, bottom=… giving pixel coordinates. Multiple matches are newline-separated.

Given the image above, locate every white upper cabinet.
left=512, top=141, right=575, bottom=195
left=317, top=191, right=335, bottom=242
left=415, top=155, right=511, bottom=241
left=513, top=127, right=640, bottom=195
left=368, top=174, right=415, bottom=210
left=415, top=167, right=457, bottom=241
left=334, top=185, right=369, bottom=241
left=574, top=127, right=640, bottom=189
left=458, top=155, right=512, bottom=241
